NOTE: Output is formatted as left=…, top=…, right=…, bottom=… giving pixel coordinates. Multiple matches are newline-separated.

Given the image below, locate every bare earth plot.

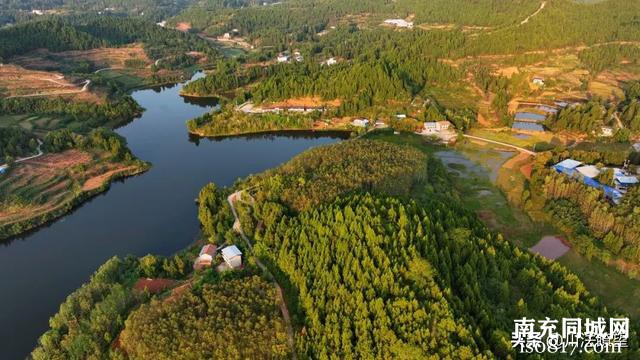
left=12, top=44, right=151, bottom=71
left=0, top=64, right=100, bottom=102
left=530, top=235, right=571, bottom=260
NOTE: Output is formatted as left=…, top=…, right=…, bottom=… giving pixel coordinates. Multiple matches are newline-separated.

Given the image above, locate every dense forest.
left=30, top=253, right=192, bottom=360
left=0, top=127, right=39, bottom=162
left=187, top=108, right=316, bottom=137
left=200, top=139, right=639, bottom=358
left=621, top=81, right=640, bottom=132
left=43, top=127, right=133, bottom=160
left=0, top=0, right=197, bottom=25
left=120, top=275, right=290, bottom=359
left=545, top=101, right=611, bottom=134
left=32, top=139, right=640, bottom=358
left=0, top=96, right=142, bottom=133
left=0, top=14, right=215, bottom=62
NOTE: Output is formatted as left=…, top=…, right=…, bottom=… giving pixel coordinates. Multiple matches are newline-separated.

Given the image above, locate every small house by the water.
left=419, top=121, right=456, bottom=142
left=221, top=245, right=243, bottom=269
left=194, top=244, right=217, bottom=270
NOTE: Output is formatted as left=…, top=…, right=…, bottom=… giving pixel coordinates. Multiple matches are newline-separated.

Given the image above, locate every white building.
left=276, top=54, right=290, bottom=63
left=600, top=126, right=613, bottom=137
left=576, top=165, right=600, bottom=179
left=156, top=21, right=167, bottom=27
left=221, top=245, right=243, bottom=269
left=396, top=114, right=407, bottom=119
left=384, top=19, right=414, bottom=29
left=351, top=118, right=369, bottom=127
left=420, top=121, right=456, bottom=142
left=374, top=120, right=387, bottom=128
left=324, top=57, right=337, bottom=66
left=532, top=77, right=545, bottom=86
left=293, top=51, right=303, bottom=62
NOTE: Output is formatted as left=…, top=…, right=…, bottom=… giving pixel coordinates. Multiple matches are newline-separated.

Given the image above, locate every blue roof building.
left=515, top=112, right=547, bottom=122
left=554, top=159, right=582, bottom=176
left=512, top=121, right=545, bottom=132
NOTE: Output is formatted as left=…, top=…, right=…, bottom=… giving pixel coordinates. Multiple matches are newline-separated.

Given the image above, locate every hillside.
left=32, top=139, right=639, bottom=358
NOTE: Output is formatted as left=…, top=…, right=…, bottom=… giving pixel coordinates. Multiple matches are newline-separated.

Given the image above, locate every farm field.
left=0, top=64, right=100, bottom=102
left=0, top=149, right=148, bottom=239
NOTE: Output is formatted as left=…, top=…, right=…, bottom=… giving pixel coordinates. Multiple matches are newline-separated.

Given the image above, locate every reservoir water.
left=0, top=73, right=344, bottom=359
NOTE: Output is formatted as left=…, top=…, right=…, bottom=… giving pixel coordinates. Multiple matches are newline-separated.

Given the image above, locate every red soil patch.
left=264, top=97, right=342, bottom=109
left=82, top=165, right=137, bottom=191
left=503, top=152, right=532, bottom=170
left=26, top=150, right=91, bottom=169
left=133, top=278, right=176, bottom=294
left=164, top=282, right=192, bottom=303
left=520, top=162, right=533, bottom=179
left=175, top=22, right=192, bottom=32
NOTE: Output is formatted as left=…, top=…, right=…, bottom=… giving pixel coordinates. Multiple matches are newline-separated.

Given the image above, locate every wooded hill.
left=0, top=14, right=215, bottom=62
left=32, top=139, right=640, bottom=358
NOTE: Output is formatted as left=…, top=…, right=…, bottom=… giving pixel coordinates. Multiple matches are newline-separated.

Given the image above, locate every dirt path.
left=228, top=191, right=297, bottom=360
left=520, top=1, right=546, bottom=26
left=502, top=151, right=533, bottom=170
left=5, top=80, right=90, bottom=99
left=13, top=139, right=43, bottom=164
left=463, top=134, right=537, bottom=155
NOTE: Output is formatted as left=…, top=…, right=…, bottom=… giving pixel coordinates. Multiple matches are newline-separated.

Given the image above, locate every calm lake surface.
left=0, top=73, right=344, bottom=359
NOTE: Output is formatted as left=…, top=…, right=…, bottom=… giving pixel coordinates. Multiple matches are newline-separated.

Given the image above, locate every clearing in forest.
left=530, top=236, right=570, bottom=260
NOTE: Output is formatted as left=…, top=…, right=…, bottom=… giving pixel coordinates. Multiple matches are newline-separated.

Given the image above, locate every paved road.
left=463, top=134, right=537, bottom=155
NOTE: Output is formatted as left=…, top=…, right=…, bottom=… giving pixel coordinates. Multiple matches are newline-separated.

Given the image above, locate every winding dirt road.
left=228, top=191, right=297, bottom=360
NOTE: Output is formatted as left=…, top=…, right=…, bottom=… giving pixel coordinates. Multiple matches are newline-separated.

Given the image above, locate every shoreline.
left=0, top=162, right=150, bottom=242
left=188, top=127, right=353, bottom=139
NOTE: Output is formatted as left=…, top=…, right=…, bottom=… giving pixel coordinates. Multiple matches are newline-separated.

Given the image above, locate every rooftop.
left=555, top=159, right=582, bottom=170
left=576, top=165, right=600, bottom=178
left=221, top=245, right=242, bottom=259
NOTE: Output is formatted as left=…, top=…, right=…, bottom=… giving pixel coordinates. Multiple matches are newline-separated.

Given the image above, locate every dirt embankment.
left=82, top=165, right=139, bottom=191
